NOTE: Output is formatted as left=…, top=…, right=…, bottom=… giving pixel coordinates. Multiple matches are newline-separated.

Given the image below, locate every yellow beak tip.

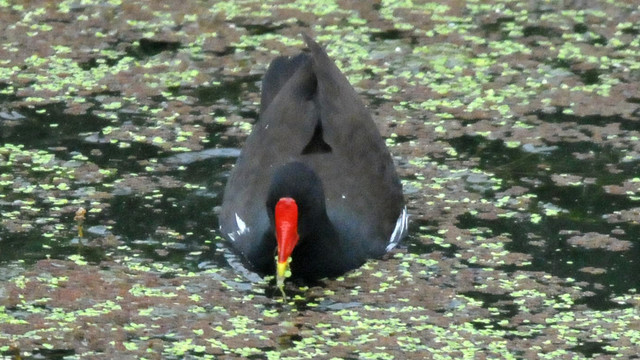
left=276, top=261, right=288, bottom=279
left=275, top=260, right=290, bottom=299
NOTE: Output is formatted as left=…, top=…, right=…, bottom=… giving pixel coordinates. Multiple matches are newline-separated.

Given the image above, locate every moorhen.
left=219, top=34, right=407, bottom=291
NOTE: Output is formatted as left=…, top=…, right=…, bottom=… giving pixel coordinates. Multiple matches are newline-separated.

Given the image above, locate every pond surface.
left=1, top=0, right=640, bottom=359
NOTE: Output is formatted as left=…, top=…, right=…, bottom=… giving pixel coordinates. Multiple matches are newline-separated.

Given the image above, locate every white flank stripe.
left=386, top=206, right=408, bottom=252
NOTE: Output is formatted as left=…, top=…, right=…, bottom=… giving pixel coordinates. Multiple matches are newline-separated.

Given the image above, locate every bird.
left=219, top=34, right=407, bottom=291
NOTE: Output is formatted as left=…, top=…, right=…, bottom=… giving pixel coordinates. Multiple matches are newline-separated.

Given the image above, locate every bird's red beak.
left=275, top=197, right=299, bottom=286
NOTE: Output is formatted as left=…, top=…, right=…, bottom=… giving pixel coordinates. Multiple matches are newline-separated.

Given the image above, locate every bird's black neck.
left=265, top=162, right=347, bottom=279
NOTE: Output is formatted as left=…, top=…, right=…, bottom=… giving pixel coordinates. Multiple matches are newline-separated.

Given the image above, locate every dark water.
left=0, top=90, right=241, bottom=272
left=450, top=134, right=640, bottom=308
